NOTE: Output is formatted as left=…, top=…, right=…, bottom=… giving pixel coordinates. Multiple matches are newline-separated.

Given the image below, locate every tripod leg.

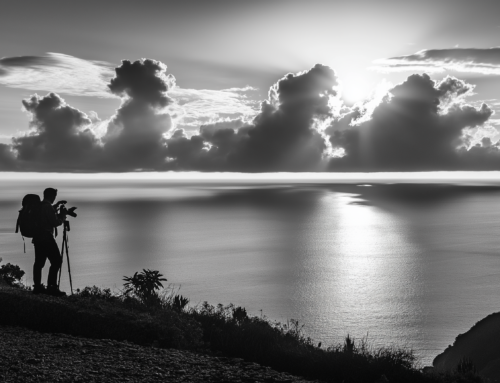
left=65, top=232, right=73, bottom=295
left=58, top=232, right=66, bottom=288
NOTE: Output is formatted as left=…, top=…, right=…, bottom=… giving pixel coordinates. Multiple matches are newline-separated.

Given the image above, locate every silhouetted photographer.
left=32, top=188, right=77, bottom=296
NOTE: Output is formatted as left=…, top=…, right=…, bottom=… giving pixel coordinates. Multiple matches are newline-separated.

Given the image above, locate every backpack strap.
left=15, top=210, right=26, bottom=253
left=15, top=210, right=21, bottom=234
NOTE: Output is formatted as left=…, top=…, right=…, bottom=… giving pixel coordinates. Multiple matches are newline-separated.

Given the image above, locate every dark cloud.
left=12, top=93, right=102, bottom=171
left=165, top=64, right=339, bottom=171
left=0, top=144, right=17, bottom=170
left=390, top=48, right=500, bottom=65
left=326, top=107, right=362, bottom=134
left=107, top=59, right=174, bottom=108
left=199, top=118, right=245, bottom=140
left=328, top=74, right=495, bottom=171
left=375, top=48, right=500, bottom=75
left=0, top=54, right=60, bottom=69
left=0, top=55, right=56, bottom=77
left=102, top=59, right=174, bottom=170
left=163, top=129, right=208, bottom=170
left=1, top=58, right=177, bottom=172
left=455, top=137, right=500, bottom=170
left=4, top=60, right=500, bottom=173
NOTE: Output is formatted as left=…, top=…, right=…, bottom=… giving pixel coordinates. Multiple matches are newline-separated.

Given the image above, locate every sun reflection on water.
left=299, top=191, right=425, bottom=353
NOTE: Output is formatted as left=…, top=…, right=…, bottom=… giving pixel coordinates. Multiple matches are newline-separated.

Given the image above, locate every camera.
left=56, top=201, right=77, bottom=218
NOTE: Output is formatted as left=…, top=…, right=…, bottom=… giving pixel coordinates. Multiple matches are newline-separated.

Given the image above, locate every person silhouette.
left=32, top=188, right=67, bottom=296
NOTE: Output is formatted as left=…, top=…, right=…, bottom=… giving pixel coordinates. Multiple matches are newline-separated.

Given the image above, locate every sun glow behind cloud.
left=338, top=73, right=378, bottom=104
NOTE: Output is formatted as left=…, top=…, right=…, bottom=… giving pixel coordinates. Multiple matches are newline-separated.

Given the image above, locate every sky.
left=1, top=0, right=500, bottom=173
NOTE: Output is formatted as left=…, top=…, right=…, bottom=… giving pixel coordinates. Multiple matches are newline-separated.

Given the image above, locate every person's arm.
left=43, top=204, right=65, bottom=228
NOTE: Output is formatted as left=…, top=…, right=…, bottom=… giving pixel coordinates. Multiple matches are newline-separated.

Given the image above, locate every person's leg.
left=46, top=238, right=62, bottom=288
left=33, top=241, right=48, bottom=288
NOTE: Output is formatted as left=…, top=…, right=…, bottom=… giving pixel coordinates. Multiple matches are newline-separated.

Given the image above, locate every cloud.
left=168, top=86, right=259, bottom=133
left=328, top=74, right=496, bottom=171
left=7, top=59, right=176, bottom=171
left=101, top=59, right=173, bottom=170
left=165, top=64, right=340, bottom=171
left=4, top=59, right=177, bottom=172
left=457, top=137, right=500, bottom=170
left=11, top=93, right=103, bottom=171
left=107, top=59, right=175, bottom=107
left=3, top=58, right=258, bottom=172
left=0, top=53, right=114, bottom=97
left=0, top=53, right=260, bottom=130
left=199, top=118, right=246, bottom=139
left=0, top=143, right=17, bottom=170
left=220, top=85, right=258, bottom=92
left=373, top=47, right=500, bottom=75
left=4, top=60, right=500, bottom=173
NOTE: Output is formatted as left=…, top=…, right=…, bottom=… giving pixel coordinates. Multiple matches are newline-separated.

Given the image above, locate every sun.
left=340, top=75, right=374, bottom=105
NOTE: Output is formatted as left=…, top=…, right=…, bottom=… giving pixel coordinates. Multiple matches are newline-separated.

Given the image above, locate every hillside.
left=0, top=271, right=488, bottom=383
left=433, top=312, right=500, bottom=381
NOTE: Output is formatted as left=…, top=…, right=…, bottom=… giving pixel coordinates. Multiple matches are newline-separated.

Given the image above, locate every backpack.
left=15, top=194, right=42, bottom=251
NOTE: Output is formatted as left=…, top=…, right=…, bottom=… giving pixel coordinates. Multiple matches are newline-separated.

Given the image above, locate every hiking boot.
left=46, top=286, right=66, bottom=297
left=32, top=284, right=46, bottom=295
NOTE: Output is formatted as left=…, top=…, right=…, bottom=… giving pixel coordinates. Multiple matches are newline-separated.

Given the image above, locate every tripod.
left=57, top=220, right=73, bottom=294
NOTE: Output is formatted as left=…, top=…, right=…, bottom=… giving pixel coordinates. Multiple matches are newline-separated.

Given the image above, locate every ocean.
left=2, top=172, right=500, bottom=366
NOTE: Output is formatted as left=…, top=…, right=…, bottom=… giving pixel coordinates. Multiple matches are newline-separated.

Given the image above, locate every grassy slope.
left=0, top=281, right=486, bottom=383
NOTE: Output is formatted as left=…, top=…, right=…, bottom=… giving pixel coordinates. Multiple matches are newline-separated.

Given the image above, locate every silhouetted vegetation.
left=0, top=259, right=25, bottom=287
left=123, top=269, right=167, bottom=305
left=0, top=263, right=487, bottom=383
left=190, top=302, right=430, bottom=382
left=456, top=357, right=477, bottom=375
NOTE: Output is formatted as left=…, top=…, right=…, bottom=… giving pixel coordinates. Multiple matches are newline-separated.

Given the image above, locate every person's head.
left=43, top=188, right=58, bottom=203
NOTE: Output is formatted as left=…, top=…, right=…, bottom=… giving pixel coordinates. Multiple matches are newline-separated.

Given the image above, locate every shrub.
left=232, top=306, right=248, bottom=323
left=75, top=285, right=116, bottom=301
left=123, top=269, right=167, bottom=307
left=189, top=302, right=432, bottom=382
left=0, top=284, right=203, bottom=350
left=0, top=262, right=25, bottom=287
left=172, top=294, right=190, bottom=312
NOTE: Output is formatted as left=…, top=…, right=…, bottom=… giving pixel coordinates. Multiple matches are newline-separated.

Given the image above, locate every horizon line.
left=2, top=171, right=500, bottom=184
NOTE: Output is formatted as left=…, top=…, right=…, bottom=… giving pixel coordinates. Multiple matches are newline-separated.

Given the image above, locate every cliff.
left=433, top=312, right=500, bottom=381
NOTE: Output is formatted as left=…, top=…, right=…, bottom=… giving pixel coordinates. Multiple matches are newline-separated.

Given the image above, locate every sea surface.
left=2, top=173, right=500, bottom=366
